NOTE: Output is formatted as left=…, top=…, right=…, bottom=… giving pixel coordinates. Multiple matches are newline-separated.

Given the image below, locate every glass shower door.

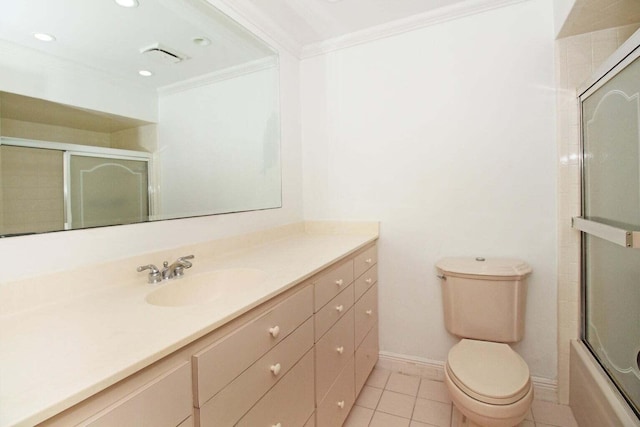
left=66, top=153, right=149, bottom=229
left=581, top=53, right=640, bottom=416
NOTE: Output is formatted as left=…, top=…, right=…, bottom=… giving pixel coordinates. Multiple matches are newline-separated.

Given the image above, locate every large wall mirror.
left=0, top=0, right=281, bottom=237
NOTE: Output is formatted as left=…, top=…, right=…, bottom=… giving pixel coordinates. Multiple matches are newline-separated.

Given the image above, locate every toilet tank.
left=436, top=257, right=532, bottom=343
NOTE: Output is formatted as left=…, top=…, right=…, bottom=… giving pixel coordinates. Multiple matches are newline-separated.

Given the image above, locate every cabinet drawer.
left=355, top=325, right=379, bottom=395
left=315, top=308, right=354, bottom=403
left=315, top=283, right=354, bottom=341
left=354, top=265, right=377, bottom=302
left=197, top=317, right=313, bottom=427
left=85, top=363, right=192, bottom=427
left=193, top=285, right=312, bottom=406
left=354, top=245, right=377, bottom=279
left=354, top=284, right=378, bottom=348
left=316, top=356, right=355, bottom=427
left=236, top=350, right=315, bottom=427
left=314, top=259, right=354, bottom=312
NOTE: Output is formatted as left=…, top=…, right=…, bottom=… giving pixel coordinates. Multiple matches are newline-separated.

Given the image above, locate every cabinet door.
left=196, top=318, right=313, bottom=426
left=236, top=350, right=315, bottom=427
left=314, top=260, right=354, bottom=311
left=316, top=357, right=355, bottom=427
left=315, top=283, right=354, bottom=341
left=355, top=325, right=379, bottom=395
left=354, top=284, right=378, bottom=348
left=315, top=309, right=355, bottom=403
left=84, top=363, right=192, bottom=427
left=193, top=285, right=312, bottom=406
left=354, top=265, right=377, bottom=302
left=354, top=245, right=377, bottom=279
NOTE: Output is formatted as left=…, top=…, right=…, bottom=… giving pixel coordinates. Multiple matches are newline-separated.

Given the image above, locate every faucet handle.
left=137, top=264, right=162, bottom=284
left=177, top=255, right=194, bottom=269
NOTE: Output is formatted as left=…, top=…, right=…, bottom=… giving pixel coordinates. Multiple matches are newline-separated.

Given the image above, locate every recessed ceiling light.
left=138, top=70, right=153, bottom=77
left=192, top=37, right=211, bottom=47
left=33, top=33, right=56, bottom=42
left=115, top=0, right=139, bottom=7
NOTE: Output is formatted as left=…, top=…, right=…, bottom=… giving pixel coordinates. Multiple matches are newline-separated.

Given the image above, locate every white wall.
left=301, top=0, right=558, bottom=379
left=158, top=67, right=280, bottom=218
left=0, top=43, right=303, bottom=283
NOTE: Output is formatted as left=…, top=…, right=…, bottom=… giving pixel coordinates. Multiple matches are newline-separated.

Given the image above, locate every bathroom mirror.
left=0, top=0, right=281, bottom=237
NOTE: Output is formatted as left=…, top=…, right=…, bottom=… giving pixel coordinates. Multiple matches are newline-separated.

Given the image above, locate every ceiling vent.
left=141, top=44, right=188, bottom=64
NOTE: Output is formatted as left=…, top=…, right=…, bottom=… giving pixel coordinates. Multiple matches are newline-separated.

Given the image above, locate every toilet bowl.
left=444, top=339, right=533, bottom=427
left=435, top=257, right=534, bottom=427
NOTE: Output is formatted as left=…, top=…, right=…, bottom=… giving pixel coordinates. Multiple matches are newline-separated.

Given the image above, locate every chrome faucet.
left=137, top=264, right=162, bottom=284
left=161, top=255, right=195, bottom=280
left=137, top=255, right=194, bottom=283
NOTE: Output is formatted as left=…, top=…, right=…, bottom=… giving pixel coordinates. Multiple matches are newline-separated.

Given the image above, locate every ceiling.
left=222, top=0, right=507, bottom=55
left=0, top=0, right=275, bottom=89
left=226, top=0, right=468, bottom=47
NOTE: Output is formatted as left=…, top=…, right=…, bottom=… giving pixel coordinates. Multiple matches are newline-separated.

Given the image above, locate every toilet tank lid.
left=435, top=257, right=532, bottom=278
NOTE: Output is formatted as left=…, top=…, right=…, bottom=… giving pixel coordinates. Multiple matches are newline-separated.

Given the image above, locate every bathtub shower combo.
left=573, top=30, right=640, bottom=422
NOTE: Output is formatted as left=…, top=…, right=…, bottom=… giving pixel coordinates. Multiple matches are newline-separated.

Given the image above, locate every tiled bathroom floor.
left=344, top=369, right=579, bottom=427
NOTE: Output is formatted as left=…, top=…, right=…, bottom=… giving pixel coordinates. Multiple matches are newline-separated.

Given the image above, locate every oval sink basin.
left=145, top=268, right=267, bottom=307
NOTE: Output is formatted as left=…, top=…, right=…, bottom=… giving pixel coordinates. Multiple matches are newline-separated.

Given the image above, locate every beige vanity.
left=0, top=223, right=379, bottom=427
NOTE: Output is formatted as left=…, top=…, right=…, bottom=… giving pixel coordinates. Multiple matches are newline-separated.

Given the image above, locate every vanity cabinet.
left=38, top=242, right=378, bottom=427
left=194, top=284, right=314, bottom=426
left=83, top=363, right=193, bottom=427
left=353, top=251, right=379, bottom=396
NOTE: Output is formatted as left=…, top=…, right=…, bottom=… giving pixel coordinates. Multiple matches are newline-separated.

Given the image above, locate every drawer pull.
left=365, top=258, right=372, bottom=264
left=335, top=279, right=344, bottom=286
left=365, top=278, right=373, bottom=284
left=270, top=363, right=282, bottom=376
left=335, top=304, right=344, bottom=313
left=337, top=400, right=345, bottom=409
left=336, top=346, right=344, bottom=354
left=269, top=326, right=280, bottom=338
left=272, top=423, right=282, bottom=427
left=366, top=309, right=373, bottom=316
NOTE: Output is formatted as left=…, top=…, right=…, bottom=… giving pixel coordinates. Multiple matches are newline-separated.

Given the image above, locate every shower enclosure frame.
left=573, top=30, right=640, bottom=422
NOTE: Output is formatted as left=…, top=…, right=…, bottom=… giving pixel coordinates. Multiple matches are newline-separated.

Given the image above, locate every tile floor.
left=344, top=368, right=579, bottom=427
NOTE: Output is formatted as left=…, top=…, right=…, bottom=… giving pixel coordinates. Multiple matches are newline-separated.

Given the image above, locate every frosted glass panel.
left=582, top=55, right=640, bottom=415
left=68, top=155, right=149, bottom=229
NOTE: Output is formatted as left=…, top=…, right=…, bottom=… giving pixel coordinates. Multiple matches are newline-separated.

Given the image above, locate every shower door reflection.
left=581, top=53, right=640, bottom=416
left=66, top=154, right=150, bottom=229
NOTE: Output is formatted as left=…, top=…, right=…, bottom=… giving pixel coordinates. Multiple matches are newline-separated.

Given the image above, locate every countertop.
left=0, top=227, right=377, bottom=427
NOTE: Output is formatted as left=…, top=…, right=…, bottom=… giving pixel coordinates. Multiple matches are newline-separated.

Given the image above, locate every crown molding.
left=157, top=56, right=278, bottom=96
left=214, top=0, right=304, bottom=58
left=300, top=0, right=529, bottom=59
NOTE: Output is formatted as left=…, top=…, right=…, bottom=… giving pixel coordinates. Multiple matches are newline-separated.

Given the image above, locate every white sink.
left=145, top=268, right=267, bottom=307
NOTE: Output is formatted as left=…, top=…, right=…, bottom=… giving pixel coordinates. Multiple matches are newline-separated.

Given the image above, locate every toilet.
left=435, top=257, right=534, bottom=427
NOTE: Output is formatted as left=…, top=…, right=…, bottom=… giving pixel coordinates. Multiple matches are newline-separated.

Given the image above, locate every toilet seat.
left=447, top=339, right=531, bottom=405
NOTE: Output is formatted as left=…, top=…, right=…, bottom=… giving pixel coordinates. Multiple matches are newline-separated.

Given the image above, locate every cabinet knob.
left=365, top=258, right=372, bottom=264
left=365, top=278, right=373, bottom=284
left=335, top=279, right=344, bottom=286
left=337, top=400, right=345, bottom=409
left=335, top=304, right=344, bottom=313
left=366, top=309, right=373, bottom=316
left=336, top=346, right=344, bottom=354
left=269, top=326, right=280, bottom=338
left=270, top=363, right=282, bottom=376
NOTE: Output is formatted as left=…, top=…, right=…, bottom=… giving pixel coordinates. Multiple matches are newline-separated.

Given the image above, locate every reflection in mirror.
left=0, top=0, right=281, bottom=237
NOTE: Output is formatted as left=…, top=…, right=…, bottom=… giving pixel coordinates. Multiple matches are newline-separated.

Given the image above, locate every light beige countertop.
left=0, top=223, right=378, bottom=427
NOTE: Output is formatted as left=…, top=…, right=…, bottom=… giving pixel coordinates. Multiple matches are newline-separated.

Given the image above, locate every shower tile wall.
left=555, top=23, right=640, bottom=404
left=0, top=146, right=64, bottom=234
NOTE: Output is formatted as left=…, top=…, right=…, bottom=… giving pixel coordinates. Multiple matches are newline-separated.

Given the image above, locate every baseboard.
left=378, top=351, right=558, bottom=403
